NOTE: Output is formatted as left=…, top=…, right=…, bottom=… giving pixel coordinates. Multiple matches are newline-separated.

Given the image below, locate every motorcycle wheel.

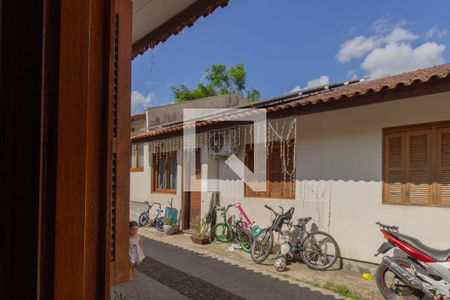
left=375, top=257, right=425, bottom=300
left=138, top=212, right=149, bottom=227
left=251, top=229, right=274, bottom=264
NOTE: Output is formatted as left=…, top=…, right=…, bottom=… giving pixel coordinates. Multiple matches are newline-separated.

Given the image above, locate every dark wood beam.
left=132, top=0, right=229, bottom=58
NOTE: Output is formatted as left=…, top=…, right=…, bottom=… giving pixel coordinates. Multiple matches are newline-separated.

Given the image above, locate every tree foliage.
left=171, top=63, right=260, bottom=103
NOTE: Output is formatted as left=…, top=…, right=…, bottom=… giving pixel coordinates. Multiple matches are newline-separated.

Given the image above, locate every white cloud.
left=131, top=91, right=156, bottom=114
left=289, top=85, right=301, bottom=93
left=288, top=75, right=330, bottom=93
left=336, top=36, right=380, bottom=63
left=384, top=27, right=417, bottom=44
left=337, top=19, right=447, bottom=79
left=425, top=26, right=448, bottom=40
left=361, top=42, right=446, bottom=79
left=337, top=27, right=419, bottom=63
left=370, top=16, right=392, bottom=34
left=306, top=75, right=330, bottom=88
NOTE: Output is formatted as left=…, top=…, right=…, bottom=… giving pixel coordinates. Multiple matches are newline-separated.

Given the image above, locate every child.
left=129, top=220, right=145, bottom=279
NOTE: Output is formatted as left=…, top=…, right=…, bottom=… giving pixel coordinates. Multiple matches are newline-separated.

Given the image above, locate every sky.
left=131, top=0, right=450, bottom=114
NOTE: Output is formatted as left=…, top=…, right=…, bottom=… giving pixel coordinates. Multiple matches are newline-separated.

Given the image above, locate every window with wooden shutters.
left=153, top=152, right=177, bottom=193
left=244, top=142, right=295, bottom=199
left=383, top=121, right=450, bottom=207
left=437, top=127, right=450, bottom=206
left=130, top=143, right=144, bottom=172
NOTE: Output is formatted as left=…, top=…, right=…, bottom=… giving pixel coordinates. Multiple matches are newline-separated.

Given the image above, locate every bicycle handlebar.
left=264, top=204, right=278, bottom=215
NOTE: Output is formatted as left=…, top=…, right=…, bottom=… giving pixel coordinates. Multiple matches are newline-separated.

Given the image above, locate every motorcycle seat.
left=393, top=232, right=450, bottom=262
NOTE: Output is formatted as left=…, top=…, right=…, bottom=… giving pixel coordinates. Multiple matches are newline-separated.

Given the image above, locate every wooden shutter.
left=437, top=126, right=450, bottom=206
left=283, top=143, right=295, bottom=199
left=269, top=145, right=283, bottom=198
left=406, top=130, right=432, bottom=205
left=384, top=133, right=406, bottom=203
left=384, top=122, right=450, bottom=207
left=244, top=142, right=295, bottom=199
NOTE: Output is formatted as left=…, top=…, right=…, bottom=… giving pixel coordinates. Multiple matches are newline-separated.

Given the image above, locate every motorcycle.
left=374, top=222, right=450, bottom=299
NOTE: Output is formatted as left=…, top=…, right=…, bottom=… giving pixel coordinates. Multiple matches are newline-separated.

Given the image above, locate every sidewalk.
left=140, top=235, right=339, bottom=300
left=130, top=202, right=382, bottom=300
left=111, top=270, right=188, bottom=300
left=138, top=227, right=382, bottom=300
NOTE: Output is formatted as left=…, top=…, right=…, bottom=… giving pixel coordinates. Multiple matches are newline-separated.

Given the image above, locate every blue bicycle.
left=138, top=201, right=164, bottom=230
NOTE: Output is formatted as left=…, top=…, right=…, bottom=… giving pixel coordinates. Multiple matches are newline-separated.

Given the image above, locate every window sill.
left=130, top=168, right=144, bottom=172
left=244, top=194, right=295, bottom=200
left=153, top=189, right=176, bottom=194
left=382, top=201, right=450, bottom=208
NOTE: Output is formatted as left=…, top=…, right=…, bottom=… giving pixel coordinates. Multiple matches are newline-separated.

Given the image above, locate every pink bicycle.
left=234, top=203, right=261, bottom=236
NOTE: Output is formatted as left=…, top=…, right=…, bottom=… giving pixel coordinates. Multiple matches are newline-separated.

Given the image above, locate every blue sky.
left=131, top=0, right=450, bottom=114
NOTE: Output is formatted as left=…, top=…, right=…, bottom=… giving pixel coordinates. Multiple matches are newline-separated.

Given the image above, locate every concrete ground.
left=129, top=201, right=382, bottom=300
left=112, top=270, right=188, bottom=300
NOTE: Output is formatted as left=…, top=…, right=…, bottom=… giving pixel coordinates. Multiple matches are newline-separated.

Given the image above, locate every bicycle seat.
left=280, top=207, right=295, bottom=222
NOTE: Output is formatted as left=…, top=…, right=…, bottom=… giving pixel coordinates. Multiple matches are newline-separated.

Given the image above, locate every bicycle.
left=275, top=217, right=340, bottom=271
left=213, top=204, right=253, bottom=253
left=138, top=201, right=164, bottom=230
left=234, top=202, right=261, bottom=237
left=251, top=204, right=295, bottom=264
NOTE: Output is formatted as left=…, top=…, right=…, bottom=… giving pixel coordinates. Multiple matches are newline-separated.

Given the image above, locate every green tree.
left=171, top=63, right=260, bottom=103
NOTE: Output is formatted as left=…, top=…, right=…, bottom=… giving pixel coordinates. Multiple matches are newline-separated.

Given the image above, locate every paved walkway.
left=129, top=202, right=382, bottom=299
left=140, top=237, right=339, bottom=300
left=111, top=270, right=188, bottom=300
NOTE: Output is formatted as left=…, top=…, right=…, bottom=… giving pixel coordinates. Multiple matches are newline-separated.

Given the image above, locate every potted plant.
left=163, top=217, right=178, bottom=235
left=190, top=217, right=211, bottom=245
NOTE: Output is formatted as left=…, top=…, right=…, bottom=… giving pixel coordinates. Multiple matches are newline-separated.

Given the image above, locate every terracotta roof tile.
left=131, top=63, right=450, bottom=142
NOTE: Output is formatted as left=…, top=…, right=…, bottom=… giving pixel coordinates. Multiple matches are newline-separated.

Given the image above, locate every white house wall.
left=298, top=91, right=450, bottom=263
left=130, top=144, right=184, bottom=216
left=203, top=91, right=450, bottom=264
left=130, top=91, right=450, bottom=264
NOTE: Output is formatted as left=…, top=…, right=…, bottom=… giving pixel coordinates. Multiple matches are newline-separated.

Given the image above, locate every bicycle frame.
left=144, top=202, right=163, bottom=222
left=234, top=202, right=261, bottom=235
left=217, top=204, right=233, bottom=223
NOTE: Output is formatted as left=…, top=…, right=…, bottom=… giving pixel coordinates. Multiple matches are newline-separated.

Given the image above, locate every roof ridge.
left=131, top=62, right=450, bottom=142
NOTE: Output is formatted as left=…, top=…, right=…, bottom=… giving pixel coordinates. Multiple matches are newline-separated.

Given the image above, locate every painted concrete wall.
left=201, top=92, right=450, bottom=263
left=130, top=144, right=184, bottom=215
left=131, top=117, right=146, bottom=137
left=296, top=92, right=450, bottom=263
left=130, top=91, right=450, bottom=263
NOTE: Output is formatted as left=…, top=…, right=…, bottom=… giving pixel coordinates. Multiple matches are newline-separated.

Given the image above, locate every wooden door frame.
left=0, top=0, right=131, bottom=298
left=183, top=148, right=202, bottom=229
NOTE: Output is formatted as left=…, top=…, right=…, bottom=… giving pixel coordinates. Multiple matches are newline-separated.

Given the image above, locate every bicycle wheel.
left=154, top=218, right=165, bottom=232
left=213, top=223, right=232, bottom=242
left=300, top=231, right=339, bottom=270
left=251, top=229, right=274, bottom=264
left=236, top=227, right=253, bottom=253
left=138, top=212, right=149, bottom=227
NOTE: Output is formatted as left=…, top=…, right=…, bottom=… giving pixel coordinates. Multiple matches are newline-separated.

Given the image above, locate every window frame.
left=130, top=143, right=144, bottom=172
left=152, top=151, right=177, bottom=194
left=382, top=120, right=450, bottom=207
left=244, top=142, right=295, bottom=200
